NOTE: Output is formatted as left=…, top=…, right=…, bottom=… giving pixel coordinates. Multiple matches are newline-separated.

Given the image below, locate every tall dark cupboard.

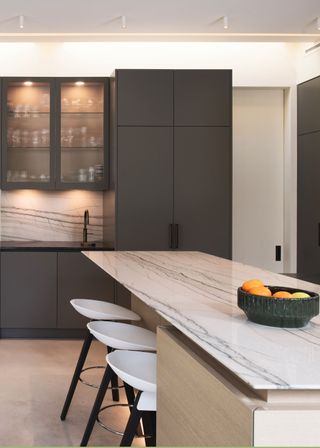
left=297, top=75, right=320, bottom=276
left=106, top=69, right=232, bottom=259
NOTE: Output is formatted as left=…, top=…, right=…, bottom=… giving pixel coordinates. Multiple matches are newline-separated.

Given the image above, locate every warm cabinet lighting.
left=23, top=81, right=33, bottom=86
left=75, top=81, right=85, bottom=86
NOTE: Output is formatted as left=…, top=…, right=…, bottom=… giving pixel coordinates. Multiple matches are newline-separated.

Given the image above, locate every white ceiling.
left=0, top=0, right=319, bottom=41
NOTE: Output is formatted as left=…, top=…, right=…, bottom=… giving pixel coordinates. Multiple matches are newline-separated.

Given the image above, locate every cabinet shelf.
left=61, top=146, right=103, bottom=150
left=8, top=146, right=50, bottom=150
left=61, top=112, right=103, bottom=115
left=8, top=112, right=50, bottom=117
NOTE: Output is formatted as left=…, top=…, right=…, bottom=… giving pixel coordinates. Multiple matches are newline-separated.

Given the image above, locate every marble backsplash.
left=0, top=190, right=103, bottom=242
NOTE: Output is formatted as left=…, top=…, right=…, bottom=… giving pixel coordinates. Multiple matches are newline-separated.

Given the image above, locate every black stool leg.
left=145, top=411, right=156, bottom=447
left=60, top=329, right=93, bottom=421
left=80, top=365, right=112, bottom=446
left=107, top=346, right=120, bottom=402
left=120, top=391, right=142, bottom=447
left=124, top=382, right=143, bottom=437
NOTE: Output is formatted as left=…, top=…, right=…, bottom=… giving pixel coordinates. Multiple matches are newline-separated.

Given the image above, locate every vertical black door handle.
left=169, top=224, right=174, bottom=249
left=318, top=223, right=320, bottom=247
left=275, top=245, right=281, bottom=261
left=174, top=224, right=179, bottom=249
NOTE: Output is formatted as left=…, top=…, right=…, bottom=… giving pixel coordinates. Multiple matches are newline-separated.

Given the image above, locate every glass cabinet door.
left=58, top=79, right=107, bottom=188
left=2, top=79, right=54, bottom=188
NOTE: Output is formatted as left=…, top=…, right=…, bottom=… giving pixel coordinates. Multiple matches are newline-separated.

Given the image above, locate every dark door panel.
left=174, top=127, right=232, bottom=258
left=117, top=70, right=173, bottom=126
left=298, top=76, right=320, bottom=135
left=297, top=132, right=320, bottom=273
left=117, top=127, right=174, bottom=250
left=174, top=70, right=232, bottom=126
left=1, top=252, right=57, bottom=328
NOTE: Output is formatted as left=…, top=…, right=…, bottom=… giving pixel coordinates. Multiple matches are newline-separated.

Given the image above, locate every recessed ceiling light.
left=24, top=81, right=33, bottom=86
left=19, top=15, right=24, bottom=29
left=75, top=81, right=85, bottom=86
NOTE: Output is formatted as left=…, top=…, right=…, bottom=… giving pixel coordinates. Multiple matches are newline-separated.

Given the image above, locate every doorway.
left=233, top=88, right=284, bottom=272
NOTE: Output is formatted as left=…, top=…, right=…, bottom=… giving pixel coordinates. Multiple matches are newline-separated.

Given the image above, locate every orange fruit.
left=242, top=279, right=264, bottom=292
left=248, top=286, right=272, bottom=296
left=272, top=291, right=293, bottom=299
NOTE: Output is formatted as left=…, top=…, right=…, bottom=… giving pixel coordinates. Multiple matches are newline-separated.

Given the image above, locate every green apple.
left=292, top=292, right=311, bottom=299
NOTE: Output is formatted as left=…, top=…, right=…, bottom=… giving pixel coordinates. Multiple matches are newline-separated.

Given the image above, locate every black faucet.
left=83, top=209, right=89, bottom=244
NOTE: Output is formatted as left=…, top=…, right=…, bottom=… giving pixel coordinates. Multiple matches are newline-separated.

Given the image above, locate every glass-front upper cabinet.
left=57, top=78, right=108, bottom=189
left=2, top=78, right=54, bottom=189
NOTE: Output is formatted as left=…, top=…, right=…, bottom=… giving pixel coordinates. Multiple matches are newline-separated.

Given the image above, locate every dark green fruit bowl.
left=238, top=286, right=319, bottom=328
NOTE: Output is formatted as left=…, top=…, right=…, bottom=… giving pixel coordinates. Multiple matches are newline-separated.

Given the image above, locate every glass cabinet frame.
left=1, top=77, right=109, bottom=190
left=55, top=77, right=109, bottom=190
left=1, top=77, right=56, bottom=190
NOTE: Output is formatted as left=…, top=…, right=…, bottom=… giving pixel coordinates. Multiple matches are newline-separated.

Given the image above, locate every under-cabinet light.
left=75, top=81, right=85, bottom=86
left=24, top=81, right=33, bottom=86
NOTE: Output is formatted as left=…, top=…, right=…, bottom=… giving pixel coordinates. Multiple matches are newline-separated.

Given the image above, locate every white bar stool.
left=60, top=299, right=140, bottom=421
left=80, top=321, right=156, bottom=446
left=107, top=350, right=157, bottom=447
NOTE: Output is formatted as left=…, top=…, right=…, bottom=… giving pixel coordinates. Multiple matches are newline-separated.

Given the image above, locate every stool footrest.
left=79, top=366, right=124, bottom=390
left=97, top=403, right=150, bottom=438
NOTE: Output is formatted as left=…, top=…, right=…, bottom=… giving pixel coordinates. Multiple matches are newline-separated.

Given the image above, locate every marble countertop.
left=83, top=250, right=320, bottom=391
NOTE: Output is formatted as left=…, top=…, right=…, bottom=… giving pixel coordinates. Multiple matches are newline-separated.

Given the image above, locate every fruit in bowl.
left=238, top=279, right=319, bottom=328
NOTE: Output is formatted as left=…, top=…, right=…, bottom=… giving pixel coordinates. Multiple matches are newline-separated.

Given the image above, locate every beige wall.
left=0, top=41, right=297, bottom=86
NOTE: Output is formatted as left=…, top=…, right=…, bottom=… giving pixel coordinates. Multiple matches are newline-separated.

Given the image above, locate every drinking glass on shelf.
left=41, top=129, right=49, bottom=146
left=88, top=166, right=95, bottom=182
left=14, top=104, right=22, bottom=118
left=12, top=129, right=21, bottom=146
left=88, top=136, right=97, bottom=147
left=22, top=130, right=30, bottom=146
left=32, top=130, right=40, bottom=147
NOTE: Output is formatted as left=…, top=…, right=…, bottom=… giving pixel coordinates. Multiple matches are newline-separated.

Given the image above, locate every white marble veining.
left=0, top=190, right=103, bottom=241
left=83, top=250, right=320, bottom=391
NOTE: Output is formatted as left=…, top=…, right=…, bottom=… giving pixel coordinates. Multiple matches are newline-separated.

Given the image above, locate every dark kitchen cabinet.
left=298, top=76, right=320, bottom=135
left=117, top=70, right=173, bottom=126
left=174, top=70, right=232, bottom=126
left=0, top=251, right=115, bottom=335
left=1, top=77, right=109, bottom=190
left=57, top=252, right=115, bottom=329
left=117, top=127, right=174, bottom=250
left=297, top=132, right=320, bottom=273
left=1, top=252, right=57, bottom=328
left=108, top=69, right=232, bottom=258
left=174, top=127, right=232, bottom=257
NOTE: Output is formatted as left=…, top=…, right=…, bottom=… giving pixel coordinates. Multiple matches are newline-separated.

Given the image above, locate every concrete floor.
left=0, top=339, right=144, bottom=446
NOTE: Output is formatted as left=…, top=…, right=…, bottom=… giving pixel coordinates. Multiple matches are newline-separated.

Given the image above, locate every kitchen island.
left=83, top=250, right=320, bottom=446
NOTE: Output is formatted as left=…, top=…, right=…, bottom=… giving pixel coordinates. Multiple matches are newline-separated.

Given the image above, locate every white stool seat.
left=107, top=350, right=157, bottom=393
left=137, top=392, right=156, bottom=412
left=87, top=321, right=156, bottom=352
left=71, top=299, right=140, bottom=321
